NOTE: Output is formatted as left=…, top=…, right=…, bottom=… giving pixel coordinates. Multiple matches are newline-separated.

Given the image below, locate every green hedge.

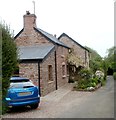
left=1, top=23, right=18, bottom=114
left=113, top=72, right=116, bottom=80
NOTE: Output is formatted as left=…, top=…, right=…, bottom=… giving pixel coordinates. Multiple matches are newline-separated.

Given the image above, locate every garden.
left=73, top=68, right=106, bottom=91
left=67, top=46, right=116, bottom=91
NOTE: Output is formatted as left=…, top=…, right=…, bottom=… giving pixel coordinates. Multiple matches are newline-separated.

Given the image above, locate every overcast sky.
left=0, top=0, right=114, bottom=57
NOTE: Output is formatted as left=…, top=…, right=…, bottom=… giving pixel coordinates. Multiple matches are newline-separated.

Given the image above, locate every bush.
left=95, top=70, right=104, bottom=79
left=77, top=79, right=88, bottom=89
left=90, top=77, right=99, bottom=84
left=1, top=23, right=17, bottom=114
left=79, top=68, right=93, bottom=80
left=101, top=79, right=106, bottom=86
left=74, top=68, right=106, bottom=90
left=77, top=77, right=98, bottom=90
left=113, top=72, right=116, bottom=80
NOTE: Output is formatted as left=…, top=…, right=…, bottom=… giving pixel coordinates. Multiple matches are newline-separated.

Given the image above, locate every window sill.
left=61, top=55, right=65, bottom=58
left=67, top=75, right=69, bottom=77
left=62, top=75, right=66, bottom=78
left=48, top=81, right=54, bottom=84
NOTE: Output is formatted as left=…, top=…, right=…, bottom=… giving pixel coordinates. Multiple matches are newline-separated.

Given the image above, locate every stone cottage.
left=58, top=33, right=90, bottom=82
left=14, top=11, right=69, bottom=96
left=58, top=33, right=90, bottom=68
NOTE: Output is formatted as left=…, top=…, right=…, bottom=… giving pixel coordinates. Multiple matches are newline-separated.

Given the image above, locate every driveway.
left=2, top=76, right=114, bottom=118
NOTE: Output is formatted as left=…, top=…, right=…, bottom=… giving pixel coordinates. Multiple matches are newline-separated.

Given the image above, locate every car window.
left=10, top=79, right=30, bottom=83
left=10, top=82, right=35, bottom=88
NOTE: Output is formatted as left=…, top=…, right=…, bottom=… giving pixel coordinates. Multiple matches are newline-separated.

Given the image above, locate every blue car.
left=5, top=76, right=40, bottom=109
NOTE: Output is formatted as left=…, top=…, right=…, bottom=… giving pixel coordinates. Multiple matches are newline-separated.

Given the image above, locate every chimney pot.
left=26, top=11, right=30, bottom=15
left=23, top=11, right=37, bottom=29
left=54, top=34, right=57, bottom=37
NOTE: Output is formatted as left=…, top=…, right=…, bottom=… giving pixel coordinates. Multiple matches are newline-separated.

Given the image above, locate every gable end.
left=14, top=28, right=24, bottom=39
left=34, top=27, right=69, bottom=49
left=58, top=33, right=90, bottom=52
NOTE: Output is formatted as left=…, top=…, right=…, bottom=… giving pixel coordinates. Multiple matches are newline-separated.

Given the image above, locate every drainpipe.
left=38, top=62, right=41, bottom=96
left=55, top=51, right=58, bottom=90
left=85, top=50, right=87, bottom=67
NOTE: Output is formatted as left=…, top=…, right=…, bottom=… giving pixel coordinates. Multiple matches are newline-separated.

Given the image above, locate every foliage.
left=113, top=72, right=116, bottom=80
left=67, top=48, right=83, bottom=67
left=75, top=68, right=105, bottom=90
left=85, top=46, right=102, bottom=60
left=1, top=22, right=17, bottom=114
left=95, top=70, right=104, bottom=80
left=0, top=23, right=2, bottom=116
left=78, top=68, right=93, bottom=80
left=85, top=46, right=103, bottom=73
left=104, top=46, right=116, bottom=72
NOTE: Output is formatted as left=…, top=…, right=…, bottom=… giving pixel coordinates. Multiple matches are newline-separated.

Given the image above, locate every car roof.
left=10, top=76, right=29, bottom=81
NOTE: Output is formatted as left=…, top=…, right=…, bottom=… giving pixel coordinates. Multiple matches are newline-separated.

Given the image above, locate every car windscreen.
left=10, top=79, right=30, bottom=83
left=10, top=82, right=35, bottom=88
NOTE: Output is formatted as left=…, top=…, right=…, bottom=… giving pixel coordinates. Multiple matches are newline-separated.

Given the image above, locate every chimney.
left=23, top=11, right=37, bottom=29
left=54, top=34, right=57, bottom=38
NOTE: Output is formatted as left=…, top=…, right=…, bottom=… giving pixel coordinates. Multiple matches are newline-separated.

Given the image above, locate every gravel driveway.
left=2, top=76, right=114, bottom=118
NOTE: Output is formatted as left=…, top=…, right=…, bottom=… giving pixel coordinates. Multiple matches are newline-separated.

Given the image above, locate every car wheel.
left=30, top=103, right=39, bottom=109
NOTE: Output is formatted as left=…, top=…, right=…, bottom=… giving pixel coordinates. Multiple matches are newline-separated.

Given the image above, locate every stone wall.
left=56, top=45, right=69, bottom=87
left=19, top=49, right=56, bottom=96
left=59, top=35, right=90, bottom=68
left=15, top=12, right=69, bottom=96
left=40, top=50, right=56, bottom=96
left=19, top=62, right=39, bottom=86
left=15, top=29, right=51, bottom=47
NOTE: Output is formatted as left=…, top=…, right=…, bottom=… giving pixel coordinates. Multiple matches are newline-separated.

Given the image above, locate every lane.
left=56, top=76, right=114, bottom=118
left=3, top=76, right=114, bottom=118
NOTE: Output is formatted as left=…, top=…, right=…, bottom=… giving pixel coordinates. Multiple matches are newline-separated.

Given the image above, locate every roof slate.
left=34, top=27, right=69, bottom=49
left=14, top=27, right=69, bottom=49
left=18, top=45, right=54, bottom=60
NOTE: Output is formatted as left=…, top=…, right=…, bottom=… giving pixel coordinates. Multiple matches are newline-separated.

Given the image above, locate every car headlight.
left=6, top=98, right=11, bottom=101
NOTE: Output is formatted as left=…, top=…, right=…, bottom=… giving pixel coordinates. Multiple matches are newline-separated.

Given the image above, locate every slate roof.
left=34, top=27, right=69, bottom=48
left=19, top=45, right=54, bottom=61
left=14, top=27, right=69, bottom=49
left=58, top=33, right=90, bottom=52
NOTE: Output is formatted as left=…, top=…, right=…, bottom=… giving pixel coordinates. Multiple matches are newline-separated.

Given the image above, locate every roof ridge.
left=58, top=33, right=89, bottom=52
left=34, top=27, right=69, bottom=49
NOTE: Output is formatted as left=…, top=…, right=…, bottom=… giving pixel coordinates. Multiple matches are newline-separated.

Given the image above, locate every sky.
left=0, top=0, right=114, bottom=57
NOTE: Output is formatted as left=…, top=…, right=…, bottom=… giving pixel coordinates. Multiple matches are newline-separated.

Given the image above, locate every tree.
left=1, top=23, right=17, bottom=114
left=85, top=46, right=103, bottom=73
left=104, top=46, right=116, bottom=72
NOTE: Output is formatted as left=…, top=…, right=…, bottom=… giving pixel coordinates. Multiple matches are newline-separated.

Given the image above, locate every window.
left=62, top=65, right=65, bottom=77
left=48, top=65, right=53, bottom=81
left=85, top=50, right=87, bottom=63
left=67, top=64, right=69, bottom=75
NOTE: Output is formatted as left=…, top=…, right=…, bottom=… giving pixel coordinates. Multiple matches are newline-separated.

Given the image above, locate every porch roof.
left=18, top=44, right=54, bottom=61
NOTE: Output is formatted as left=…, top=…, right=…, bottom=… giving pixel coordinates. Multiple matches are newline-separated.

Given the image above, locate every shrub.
left=1, top=23, right=17, bottom=114
left=74, top=68, right=106, bottom=90
left=90, top=77, right=99, bottom=84
left=101, top=79, right=106, bottom=86
left=113, top=72, right=116, bottom=80
left=79, top=68, right=93, bottom=80
left=77, top=79, right=87, bottom=89
left=95, top=70, right=104, bottom=79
